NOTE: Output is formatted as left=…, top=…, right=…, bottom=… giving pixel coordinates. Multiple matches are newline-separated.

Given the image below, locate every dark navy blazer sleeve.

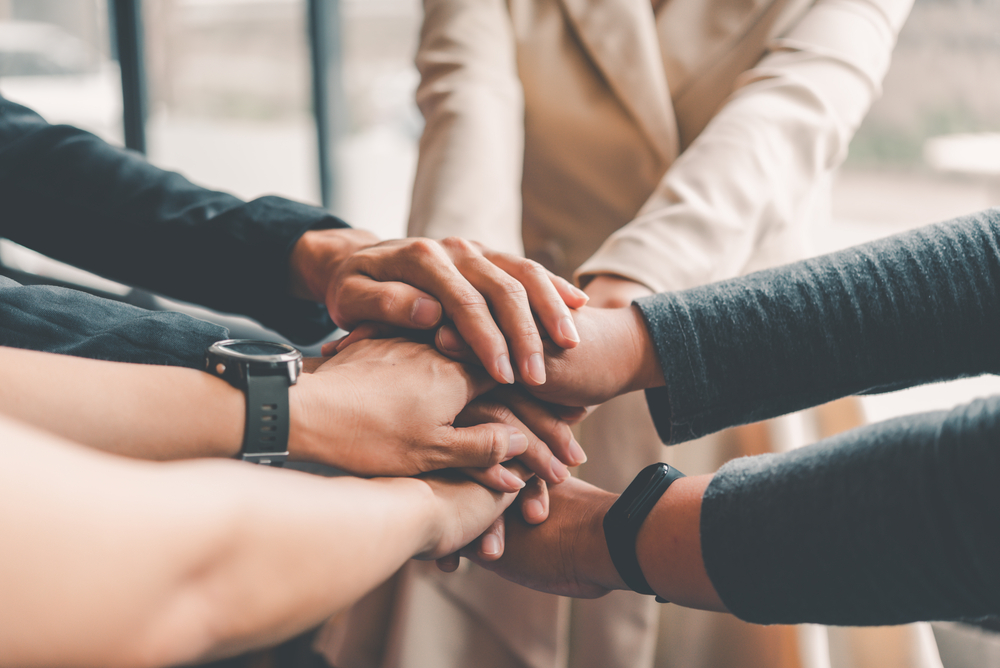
left=635, top=209, right=1000, bottom=624
left=0, top=95, right=346, bottom=346
left=0, top=275, right=227, bottom=368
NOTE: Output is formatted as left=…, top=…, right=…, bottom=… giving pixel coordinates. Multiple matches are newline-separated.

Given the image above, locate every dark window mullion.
left=112, top=0, right=148, bottom=154
left=308, top=0, right=345, bottom=211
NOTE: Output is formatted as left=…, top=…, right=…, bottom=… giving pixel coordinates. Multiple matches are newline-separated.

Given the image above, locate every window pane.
left=0, top=0, right=123, bottom=144
left=831, top=0, right=1000, bottom=424
left=337, top=0, right=421, bottom=240
left=143, top=0, right=320, bottom=205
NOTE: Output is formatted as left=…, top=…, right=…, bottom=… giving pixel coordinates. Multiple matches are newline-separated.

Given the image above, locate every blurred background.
left=0, top=0, right=999, bottom=663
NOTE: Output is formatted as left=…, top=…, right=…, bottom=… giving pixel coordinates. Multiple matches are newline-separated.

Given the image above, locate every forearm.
left=635, top=475, right=723, bottom=611
left=701, top=396, right=1000, bottom=624
left=0, top=346, right=243, bottom=459
left=566, top=474, right=724, bottom=610
left=0, top=416, right=435, bottom=667
left=637, top=210, right=1000, bottom=443
left=0, top=277, right=227, bottom=367
left=0, top=96, right=343, bottom=343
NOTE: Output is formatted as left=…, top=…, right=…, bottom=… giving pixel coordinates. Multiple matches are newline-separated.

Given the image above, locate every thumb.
left=433, top=424, right=528, bottom=469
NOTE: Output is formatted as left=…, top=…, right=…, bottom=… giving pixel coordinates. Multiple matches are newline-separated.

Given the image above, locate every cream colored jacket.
left=409, top=0, right=913, bottom=292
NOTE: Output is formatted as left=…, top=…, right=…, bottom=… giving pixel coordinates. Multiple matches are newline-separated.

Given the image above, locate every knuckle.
left=407, top=237, right=441, bottom=259
left=485, top=429, right=507, bottom=466
left=453, top=287, right=489, bottom=310
left=492, top=276, right=528, bottom=300
left=519, top=259, right=549, bottom=281
left=374, top=289, right=400, bottom=316
left=418, top=443, right=450, bottom=471
left=441, top=236, right=476, bottom=254
left=482, top=403, right=515, bottom=425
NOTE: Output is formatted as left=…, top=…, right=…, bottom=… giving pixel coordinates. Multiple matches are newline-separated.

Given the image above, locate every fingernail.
left=500, top=467, right=526, bottom=490
left=523, top=499, right=545, bottom=522
left=481, top=534, right=501, bottom=556
left=437, top=326, right=465, bottom=352
left=527, top=353, right=546, bottom=385
left=572, top=286, right=590, bottom=303
left=507, top=429, right=528, bottom=457
left=549, top=456, right=570, bottom=482
left=497, top=354, right=515, bottom=384
left=558, top=316, right=580, bottom=344
left=569, top=439, right=588, bottom=465
left=410, top=298, right=442, bottom=328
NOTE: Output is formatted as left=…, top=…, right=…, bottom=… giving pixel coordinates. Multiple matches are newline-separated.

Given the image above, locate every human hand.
left=289, top=230, right=589, bottom=386
left=436, top=305, right=663, bottom=408
left=460, top=476, right=626, bottom=598
left=413, top=462, right=533, bottom=560
left=582, top=274, right=654, bottom=309
left=456, top=385, right=587, bottom=487
left=288, top=338, right=526, bottom=477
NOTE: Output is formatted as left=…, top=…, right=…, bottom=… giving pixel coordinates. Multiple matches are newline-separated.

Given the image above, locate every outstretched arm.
left=0, top=414, right=523, bottom=667
left=472, top=393, right=1000, bottom=625
left=0, top=343, right=528, bottom=478
left=1, top=94, right=584, bottom=383
left=509, top=210, right=1000, bottom=432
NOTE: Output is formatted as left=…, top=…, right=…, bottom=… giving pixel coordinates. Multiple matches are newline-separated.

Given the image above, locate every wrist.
left=625, top=305, right=665, bottom=392
left=286, top=371, right=359, bottom=468
left=208, top=374, right=246, bottom=458
left=584, top=491, right=629, bottom=592
left=635, top=474, right=725, bottom=610
left=288, top=228, right=380, bottom=302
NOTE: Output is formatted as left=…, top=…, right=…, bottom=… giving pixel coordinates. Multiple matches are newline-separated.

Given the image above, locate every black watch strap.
left=242, top=372, right=291, bottom=466
left=603, top=463, right=685, bottom=602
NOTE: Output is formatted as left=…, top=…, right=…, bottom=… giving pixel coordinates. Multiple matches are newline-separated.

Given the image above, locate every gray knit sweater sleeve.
left=634, top=209, right=1000, bottom=624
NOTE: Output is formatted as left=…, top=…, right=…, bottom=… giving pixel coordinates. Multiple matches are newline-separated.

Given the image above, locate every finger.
left=441, top=238, right=545, bottom=386
left=435, top=324, right=479, bottom=363
left=360, top=239, right=516, bottom=386
left=436, top=552, right=461, bottom=573
left=462, top=464, right=528, bottom=493
left=427, top=424, right=528, bottom=470
left=332, top=276, right=444, bottom=331
left=553, top=404, right=591, bottom=425
left=331, top=321, right=401, bottom=353
left=519, top=476, right=549, bottom=524
left=479, top=245, right=589, bottom=311
left=487, top=252, right=584, bottom=351
left=455, top=400, right=571, bottom=484
left=549, top=273, right=590, bottom=309
left=477, top=516, right=506, bottom=561
left=491, top=386, right=586, bottom=467
left=320, top=338, right=342, bottom=357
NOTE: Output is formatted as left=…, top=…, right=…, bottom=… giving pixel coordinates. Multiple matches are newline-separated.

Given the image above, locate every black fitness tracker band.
left=603, top=462, right=686, bottom=602
left=205, top=339, right=303, bottom=466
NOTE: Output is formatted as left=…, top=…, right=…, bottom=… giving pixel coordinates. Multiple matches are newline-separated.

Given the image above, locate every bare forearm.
left=0, top=346, right=243, bottom=459
left=0, top=416, right=434, bottom=667
left=635, top=474, right=725, bottom=611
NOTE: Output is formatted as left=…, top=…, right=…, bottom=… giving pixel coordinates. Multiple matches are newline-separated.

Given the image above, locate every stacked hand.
left=289, top=229, right=667, bottom=563
left=291, top=230, right=588, bottom=385
left=289, top=230, right=599, bottom=524
left=435, top=303, right=664, bottom=408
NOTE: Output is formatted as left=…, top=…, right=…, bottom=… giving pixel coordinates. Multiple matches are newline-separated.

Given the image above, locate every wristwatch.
left=603, top=462, right=685, bottom=602
left=205, top=339, right=303, bottom=466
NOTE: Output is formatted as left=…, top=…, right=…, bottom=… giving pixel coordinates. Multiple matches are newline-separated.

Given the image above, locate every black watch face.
left=210, top=339, right=301, bottom=363
left=226, top=341, right=294, bottom=356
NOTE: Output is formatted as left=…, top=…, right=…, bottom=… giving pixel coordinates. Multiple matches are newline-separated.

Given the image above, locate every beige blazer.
left=409, top=0, right=912, bottom=292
